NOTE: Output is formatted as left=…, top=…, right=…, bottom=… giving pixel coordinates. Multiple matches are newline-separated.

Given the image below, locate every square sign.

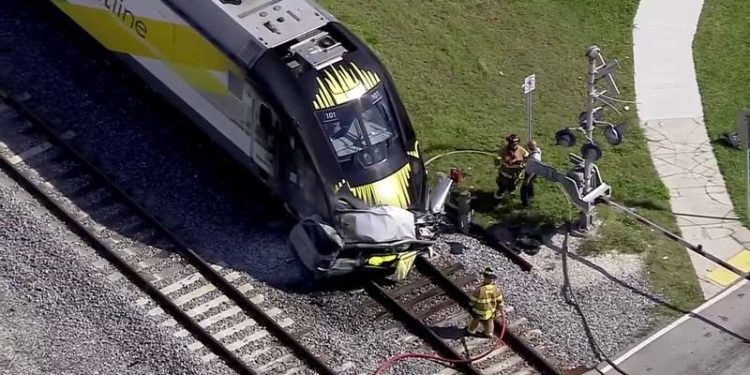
left=523, top=74, right=536, bottom=94
left=737, top=109, right=750, bottom=149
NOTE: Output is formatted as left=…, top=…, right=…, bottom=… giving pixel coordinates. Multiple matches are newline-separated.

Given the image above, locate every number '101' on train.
left=49, top=0, right=455, bottom=279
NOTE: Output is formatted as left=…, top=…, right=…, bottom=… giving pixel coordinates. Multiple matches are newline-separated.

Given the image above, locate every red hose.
left=371, top=310, right=508, bottom=375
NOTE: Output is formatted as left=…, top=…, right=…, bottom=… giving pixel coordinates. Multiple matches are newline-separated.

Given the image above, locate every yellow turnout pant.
left=467, top=315, right=494, bottom=337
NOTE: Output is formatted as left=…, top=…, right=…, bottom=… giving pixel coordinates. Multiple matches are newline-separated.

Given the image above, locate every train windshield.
left=316, top=85, right=398, bottom=164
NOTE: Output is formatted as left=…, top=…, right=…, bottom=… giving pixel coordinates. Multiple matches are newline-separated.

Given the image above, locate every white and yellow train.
left=49, top=0, right=450, bottom=279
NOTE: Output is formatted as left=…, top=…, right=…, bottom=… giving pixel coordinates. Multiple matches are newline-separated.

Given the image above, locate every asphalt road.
left=599, top=279, right=750, bottom=375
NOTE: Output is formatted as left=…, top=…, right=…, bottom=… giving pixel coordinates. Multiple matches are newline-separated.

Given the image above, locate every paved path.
left=595, top=279, right=750, bottom=375
left=633, top=0, right=750, bottom=299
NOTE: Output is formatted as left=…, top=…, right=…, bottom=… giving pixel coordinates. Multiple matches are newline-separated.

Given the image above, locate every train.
left=48, top=0, right=453, bottom=279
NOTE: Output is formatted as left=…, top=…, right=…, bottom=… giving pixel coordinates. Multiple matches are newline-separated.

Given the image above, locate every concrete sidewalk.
left=633, top=0, right=750, bottom=299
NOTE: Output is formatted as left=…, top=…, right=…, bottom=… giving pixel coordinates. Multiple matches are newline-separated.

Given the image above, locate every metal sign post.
left=523, top=74, right=536, bottom=141
left=737, top=109, right=750, bottom=221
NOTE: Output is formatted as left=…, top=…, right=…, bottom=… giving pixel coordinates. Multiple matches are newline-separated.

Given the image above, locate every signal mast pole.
left=583, top=46, right=600, bottom=199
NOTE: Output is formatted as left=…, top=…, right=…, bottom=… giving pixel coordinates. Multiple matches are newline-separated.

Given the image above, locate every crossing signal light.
left=555, top=128, right=577, bottom=147
left=602, top=122, right=628, bottom=145
left=581, top=143, right=602, bottom=162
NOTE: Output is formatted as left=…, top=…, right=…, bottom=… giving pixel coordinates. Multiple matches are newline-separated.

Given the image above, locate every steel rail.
left=363, top=279, right=485, bottom=375
left=415, top=255, right=562, bottom=375
left=0, top=135, right=257, bottom=375
left=0, top=90, right=338, bottom=375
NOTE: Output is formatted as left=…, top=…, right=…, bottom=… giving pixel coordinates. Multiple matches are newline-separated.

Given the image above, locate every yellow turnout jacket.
left=470, top=283, right=503, bottom=320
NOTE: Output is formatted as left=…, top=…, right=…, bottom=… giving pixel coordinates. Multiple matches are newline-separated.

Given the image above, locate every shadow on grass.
left=471, top=190, right=562, bottom=229
left=621, top=198, right=669, bottom=212
left=546, top=238, right=750, bottom=343
left=710, top=136, right=743, bottom=152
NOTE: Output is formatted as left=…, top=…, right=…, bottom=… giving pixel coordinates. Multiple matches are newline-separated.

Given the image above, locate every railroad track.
left=363, top=255, right=561, bottom=375
left=443, top=203, right=534, bottom=272
left=0, top=90, right=350, bottom=375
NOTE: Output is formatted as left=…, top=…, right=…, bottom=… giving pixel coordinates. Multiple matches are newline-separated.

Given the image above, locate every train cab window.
left=360, top=99, right=394, bottom=146
left=315, top=85, right=399, bottom=163
left=323, top=117, right=365, bottom=158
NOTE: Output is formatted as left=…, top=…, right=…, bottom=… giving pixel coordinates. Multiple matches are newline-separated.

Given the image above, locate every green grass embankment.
left=695, top=1, right=750, bottom=227
left=321, top=0, right=704, bottom=315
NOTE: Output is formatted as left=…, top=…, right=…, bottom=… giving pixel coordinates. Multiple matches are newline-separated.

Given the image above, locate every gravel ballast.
left=0, top=171, right=233, bottom=375
left=434, top=231, right=664, bottom=369
left=0, top=1, right=666, bottom=373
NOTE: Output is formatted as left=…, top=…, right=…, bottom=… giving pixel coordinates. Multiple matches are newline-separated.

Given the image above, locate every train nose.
left=290, top=173, right=451, bottom=280
left=347, top=161, right=417, bottom=209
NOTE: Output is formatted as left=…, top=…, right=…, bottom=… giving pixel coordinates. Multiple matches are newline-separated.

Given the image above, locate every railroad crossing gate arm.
left=526, top=159, right=611, bottom=210
left=426, top=173, right=453, bottom=214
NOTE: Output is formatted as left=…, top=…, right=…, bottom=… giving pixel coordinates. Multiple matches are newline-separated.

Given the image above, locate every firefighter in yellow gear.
left=466, top=267, right=504, bottom=338
left=494, top=133, right=529, bottom=200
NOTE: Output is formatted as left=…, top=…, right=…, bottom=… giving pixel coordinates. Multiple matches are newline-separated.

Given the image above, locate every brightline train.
left=49, top=0, right=452, bottom=279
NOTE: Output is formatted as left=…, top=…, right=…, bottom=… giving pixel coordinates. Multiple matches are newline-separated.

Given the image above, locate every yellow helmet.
left=483, top=267, right=497, bottom=279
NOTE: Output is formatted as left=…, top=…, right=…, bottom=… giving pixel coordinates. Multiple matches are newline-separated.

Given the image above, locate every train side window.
left=228, top=70, right=243, bottom=99
left=259, top=104, right=272, bottom=131
left=257, top=103, right=277, bottom=146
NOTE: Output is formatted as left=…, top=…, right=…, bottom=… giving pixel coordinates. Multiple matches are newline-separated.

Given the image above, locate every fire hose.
left=556, top=185, right=631, bottom=375
left=421, top=148, right=632, bottom=373
left=370, top=309, right=507, bottom=375
left=424, top=149, right=496, bottom=167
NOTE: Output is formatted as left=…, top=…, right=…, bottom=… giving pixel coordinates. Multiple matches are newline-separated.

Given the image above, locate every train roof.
left=162, top=0, right=420, bottom=211
left=165, top=0, right=341, bottom=68
left=210, top=0, right=335, bottom=48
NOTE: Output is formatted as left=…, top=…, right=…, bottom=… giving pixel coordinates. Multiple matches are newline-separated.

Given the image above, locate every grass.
left=319, top=0, right=704, bottom=315
left=694, top=0, right=750, bottom=227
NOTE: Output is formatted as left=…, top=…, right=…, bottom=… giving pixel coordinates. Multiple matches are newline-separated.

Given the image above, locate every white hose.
left=424, top=149, right=496, bottom=166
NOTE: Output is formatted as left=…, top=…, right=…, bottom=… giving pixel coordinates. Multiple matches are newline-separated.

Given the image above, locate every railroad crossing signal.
left=553, top=46, right=629, bottom=152
left=549, top=45, right=633, bottom=232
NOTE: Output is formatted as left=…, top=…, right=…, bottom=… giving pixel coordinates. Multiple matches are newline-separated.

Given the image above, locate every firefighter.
left=454, top=186, right=476, bottom=235
left=520, top=139, right=542, bottom=207
left=466, top=267, right=504, bottom=338
left=448, top=168, right=475, bottom=235
left=494, top=134, right=529, bottom=200
left=450, top=167, right=464, bottom=185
